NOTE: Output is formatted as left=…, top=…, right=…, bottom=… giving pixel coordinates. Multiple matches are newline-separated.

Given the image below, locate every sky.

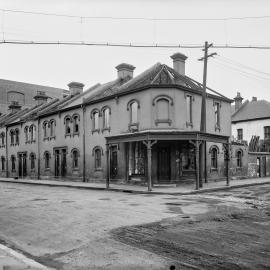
left=0, top=0, right=270, bottom=101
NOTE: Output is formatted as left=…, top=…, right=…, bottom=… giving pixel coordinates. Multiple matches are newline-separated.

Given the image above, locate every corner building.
left=0, top=53, right=233, bottom=187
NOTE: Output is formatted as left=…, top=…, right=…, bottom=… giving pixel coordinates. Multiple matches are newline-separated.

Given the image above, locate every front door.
left=110, top=146, right=118, bottom=179
left=61, top=149, right=67, bottom=177
left=18, top=153, right=27, bottom=177
left=157, top=145, right=171, bottom=181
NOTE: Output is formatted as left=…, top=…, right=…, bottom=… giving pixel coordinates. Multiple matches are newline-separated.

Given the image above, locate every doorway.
left=18, top=152, right=27, bottom=177
left=157, top=145, right=171, bottom=181
left=54, top=148, right=67, bottom=177
left=257, top=157, right=261, bottom=177
left=110, top=146, right=118, bottom=179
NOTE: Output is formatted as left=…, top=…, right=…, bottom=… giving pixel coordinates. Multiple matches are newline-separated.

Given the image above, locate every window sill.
left=186, top=122, right=193, bottom=128
left=45, top=168, right=50, bottom=171
left=92, top=129, right=100, bottom=134
left=65, top=133, right=71, bottom=138
left=155, top=119, right=172, bottom=126
left=73, top=132, right=80, bottom=137
left=102, top=127, right=111, bottom=133
left=43, top=137, right=49, bottom=141
left=128, top=122, right=139, bottom=132
left=215, top=125, right=221, bottom=132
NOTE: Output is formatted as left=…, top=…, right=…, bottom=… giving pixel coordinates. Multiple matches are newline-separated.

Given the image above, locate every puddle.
left=99, top=198, right=111, bottom=201
left=61, top=200, right=75, bottom=203
left=31, top=198, right=48, bottom=201
left=129, top=203, right=140, bottom=206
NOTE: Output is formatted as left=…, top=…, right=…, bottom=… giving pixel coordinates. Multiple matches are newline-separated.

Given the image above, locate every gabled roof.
left=232, top=99, right=270, bottom=123
left=84, top=63, right=231, bottom=104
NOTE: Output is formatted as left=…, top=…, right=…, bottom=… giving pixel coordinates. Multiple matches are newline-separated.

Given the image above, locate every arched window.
left=24, top=126, right=29, bottom=142
left=73, top=115, right=80, bottom=133
left=11, top=155, right=16, bottom=171
left=1, top=156, right=5, bottom=170
left=43, top=121, right=48, bottom=138
left=64, top=116, right=71, bottom=135
left=29, top=153, right=35, bottom=170
left=71, top=148, right=79, bottom=168
left=92, top=146, right=103, bottom=169
left=49, top=120, right=55, bottom=137
left=44, top=151, right=50, bottom=169
left=102, top=107, right=110, bottom=129
left=157, top=99, right=169, bottom=120
left=0, top=132, right=5, bottom=146
left=130, top=102, right=138, bottom=124
left=91, top=109, right=100, bottom=133
left=15, top=129, right=19, bottom=145
left=29, top=125, right=36, bottom=142
left=210, top=147, right=218, bottom=169
left=236, top=150, right=243, bottom=168
left=10, top=130, right=14, bottom=145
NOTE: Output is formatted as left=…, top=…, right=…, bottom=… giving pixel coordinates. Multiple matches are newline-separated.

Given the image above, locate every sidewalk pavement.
left=0, top=243, right=48, bottom=270
left=0, top=176, right=270, bottom=195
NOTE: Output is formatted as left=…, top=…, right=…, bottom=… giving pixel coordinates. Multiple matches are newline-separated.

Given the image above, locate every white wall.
left=232, top=118, right=270, bottom=143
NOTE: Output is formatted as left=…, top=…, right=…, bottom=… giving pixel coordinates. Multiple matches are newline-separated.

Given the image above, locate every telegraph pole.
left=198, top=41, right=216, bottom=187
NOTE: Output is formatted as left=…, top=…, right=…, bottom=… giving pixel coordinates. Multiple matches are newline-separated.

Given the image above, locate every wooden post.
left=195, top=140, right=200, bottom=190
left=125, top=142, right=129, bottom=183
left=82, top=105, right=86, bottom=182
left=226, top=142, right=230, bottom=186
left=106, top=143, right=110, bottom=189
left=143, top=140, right=157, bottom=192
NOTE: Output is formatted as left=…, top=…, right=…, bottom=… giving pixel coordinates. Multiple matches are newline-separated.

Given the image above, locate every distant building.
left=0, top=79, right=69, bottom=115
left=231, top=92, right=270, bottom=178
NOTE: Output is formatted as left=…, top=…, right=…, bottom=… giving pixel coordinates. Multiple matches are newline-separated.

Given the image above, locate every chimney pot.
left=252, top=96, right=257, bottom=102
left=115, top=63, right=135, bottom=80
left=68, top=82, right=84, bottom=96
left=170, top=52, right=188, bottom=75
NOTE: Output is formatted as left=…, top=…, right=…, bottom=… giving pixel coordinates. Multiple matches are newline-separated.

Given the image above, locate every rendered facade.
left=0, top=53, right=241, bottom=188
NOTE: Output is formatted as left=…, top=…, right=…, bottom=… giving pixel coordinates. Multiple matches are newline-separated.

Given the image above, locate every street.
left=0, top=182, right=270, bottom=269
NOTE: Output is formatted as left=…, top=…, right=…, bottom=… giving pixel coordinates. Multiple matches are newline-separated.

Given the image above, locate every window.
left=65, top=117, right=71, bottom=135
left=11, top=155, right=16, bottom=171
left=93, top=146, right=103, bottom=169
left=214, top=102, right=220, bottom=129
left=29, top=125, right=36, bottom=142
left=0, top=132, right=5, bottom=146
left=24, top=126, right=29, bottom=142
left=93, top=112, right=99, bottom=130
left=49, top=121, right=55, bottom=137
left=72, top=149, right=79, bottom=168
left=73, top=115, right=79, bottom=133
left=15, top=129, right=19, bottom=145
left=211, top=148, right=218, bottom=169
left=186, top=95, right=192, bottom=125
left=236, top=150, right=242, bottom=168
left=30, top=153, right=35, bottom=170
left=157, top=99, right=169, bottom=120
left=43, top=122, right=48, bottom=138
left=237, top=129, right=243, bottom=140
left=264, top=126, right=270, bottom=139
left=44, top=152, right=50, bottom=169
left=1, top=156, right=5, bottom=170
left=130, top=102, right=138, bottom=124
left=10, top=130, right=14, bottom=145
left=103, top=108, right=110, bottom=129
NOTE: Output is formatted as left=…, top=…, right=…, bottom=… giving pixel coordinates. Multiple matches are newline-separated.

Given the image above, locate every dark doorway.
left=157, top=145, right=171, bottom=181
left=262, top=156, right=266, bottom=177
left=110, top=146, right=118, bottom=179
left=54, top=148, right=67, bottom=177
left=18, top=153, right=27, bottom=177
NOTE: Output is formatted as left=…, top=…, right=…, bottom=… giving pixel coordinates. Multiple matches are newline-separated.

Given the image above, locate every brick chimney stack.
left=234, top=92, right=243, bottom=111
left=8, top=101, right=21, bottom=113
left=252, top=96, right=257, bottom=102
left=115, top=63, right=135, bottom=80
left=68, top=82, right=84, bottom=96
left=170, top=52, right=188, bottom=76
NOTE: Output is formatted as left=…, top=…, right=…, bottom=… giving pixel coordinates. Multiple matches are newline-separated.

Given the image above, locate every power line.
left=1, top=8, right=270, bottom=22
left=217, top=55, right=270, bottom=77
left=1, top=40, right=270, bottom=50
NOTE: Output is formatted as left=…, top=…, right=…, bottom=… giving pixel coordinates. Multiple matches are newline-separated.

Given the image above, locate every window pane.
left=157, top=99, right=169, bottom=120
left=94, top=113, right=99, bottom=129
left=131, top=102, right=138, bottom=123
left=104, top=109, right=110, bottom=128
left=186, top=96, right=192, bottom=123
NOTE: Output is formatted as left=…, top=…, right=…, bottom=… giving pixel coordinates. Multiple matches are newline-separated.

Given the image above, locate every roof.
left=84, top=63, right=231, bottom=104
left=232, top=99, right=270, bottom=123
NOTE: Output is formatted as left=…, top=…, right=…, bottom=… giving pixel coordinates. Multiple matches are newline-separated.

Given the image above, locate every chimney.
left=252, top=96, right=257, bottom=102
left=234, top=92, right=243, bottom=111
left=33, top=91, right=49, bottom=105
left=8, top=101, right=21, bottom=113
left=68, top=82, right=84, bottom=96
left=115, top=63, right=135, bottom=80
left=170, top=52, right=188, bottom=75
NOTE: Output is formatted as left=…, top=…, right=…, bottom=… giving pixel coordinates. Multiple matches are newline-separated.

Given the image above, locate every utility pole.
left=198, top=41, right=216, bottom=187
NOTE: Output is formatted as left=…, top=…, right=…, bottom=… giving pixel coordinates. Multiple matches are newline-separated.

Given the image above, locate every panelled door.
left=157, top=145, right=171, bottom=181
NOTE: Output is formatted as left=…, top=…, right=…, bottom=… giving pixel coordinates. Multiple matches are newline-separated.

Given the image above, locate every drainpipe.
left=82, top=104, right=86, bottom=182
left=37, top=118, right=41, bottom=179
left=5, top=126, right=9, bottom=178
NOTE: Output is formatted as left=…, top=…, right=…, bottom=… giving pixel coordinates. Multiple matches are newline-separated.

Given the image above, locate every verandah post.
left=106, top=143, right=110, bottom=189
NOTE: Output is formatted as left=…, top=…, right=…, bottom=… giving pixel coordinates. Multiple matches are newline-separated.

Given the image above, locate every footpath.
left=0, top=176, right=270, bottom=195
